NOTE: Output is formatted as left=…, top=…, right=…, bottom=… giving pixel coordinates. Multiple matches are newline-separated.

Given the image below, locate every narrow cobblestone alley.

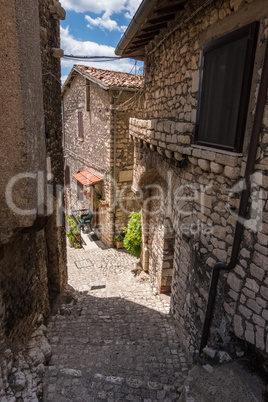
left=43, top=247, right=191, bottom=401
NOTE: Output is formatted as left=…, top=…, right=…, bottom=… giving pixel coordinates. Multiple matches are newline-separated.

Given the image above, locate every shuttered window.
left=78, top=111, right=84, bottom=140
left=65, top=165, right=70, bottom=188
left=196, top=22, right=259, bottom=152
left=86, top=80, right=90, bottom=111
left=77, top=180, right=84, bottom=201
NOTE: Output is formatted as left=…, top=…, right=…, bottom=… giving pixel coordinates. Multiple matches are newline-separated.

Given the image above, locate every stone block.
left=191, top=70, right=199, bottom=92
left=252, top=314, right=265, bottom=328
left=210, top=162, right=223, bottom=174
left=250, top=264, right=265, bottom=281
left=246, top=299, right=262, bottom=314
left=260, top=286, right=268, bottom=300
left=227, top=272, right=242, bottom=292
left=164, top=120, right=172, bottom=133
left=229, top=289, right=239, bottom=301
left=245, top=278, right=259, bottom=293
left=256, top=297, right=267, bottom=309
left=213, top=248, right=227, bottom=261
left=224, top=166, right=241, bottom=180
left=238, top=305, right=252, bottom=319
left=198, top=159, right=210, bottom=171
left=201, top=150, right=215, bottom=161
left=192, top=148, right=202, bottom=158
left=188, top=156, right=198, bottom=165
left=256, top=326, right=265, bottom=349
left=233, top=314, right=243, bottom=337
left=119, top=170, right=133, bottom=182
left=262, top=309, right=268, bottom=321
left=174, top=152, right=184, bottom=161
left=253, top=251, right=267, bottom=268
left=165, top=150, right=173, bottom=159
left=178, top=135, right=190, bottom=144
left=242, top=287, right=255, bottom=299
left=215, top=153, right=239, bottom=167
left=245, top=329, right=255, bottom=345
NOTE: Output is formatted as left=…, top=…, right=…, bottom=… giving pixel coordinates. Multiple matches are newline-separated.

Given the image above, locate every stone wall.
left=129, top=0, right=268, bottom=354
left=0, top=0, right=67, bottom=359
left=110, top=90, right=143, bottom=237
left=39, top=0, right=67, bottom=295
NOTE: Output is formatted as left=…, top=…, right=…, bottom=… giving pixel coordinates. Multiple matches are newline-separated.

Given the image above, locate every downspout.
left=200, top=39, right=268, bottom=355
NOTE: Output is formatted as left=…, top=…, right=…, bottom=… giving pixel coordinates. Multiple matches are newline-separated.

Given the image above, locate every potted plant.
left=114, top=232, right=125, bottom=249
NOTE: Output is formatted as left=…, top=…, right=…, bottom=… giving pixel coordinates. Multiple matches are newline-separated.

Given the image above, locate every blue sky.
left=60, top=0, right=143, bottom=83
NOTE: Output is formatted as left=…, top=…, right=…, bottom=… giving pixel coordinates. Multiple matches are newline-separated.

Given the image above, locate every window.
left=78, top=111, right=84, bottom=140
left=77, top=180, right=84, bottom=201
left=65, top=165, right=70, bottom=188
left=196, top=22, right=259, bottom=152
left=86, top=80, right=90, bottom=111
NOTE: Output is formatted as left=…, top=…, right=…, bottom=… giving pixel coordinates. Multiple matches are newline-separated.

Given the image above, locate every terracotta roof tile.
left=75, top=65, right=144, bottom=89
left=73, top=169, right=103, bottom=186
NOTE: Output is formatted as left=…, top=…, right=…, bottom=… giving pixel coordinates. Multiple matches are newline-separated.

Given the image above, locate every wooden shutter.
left=196, top=22, right=259, bottom=152
left=86, top=80, right=90, bottom=111
left=78, top=111, right=84, bottom=140
left=65, top=165, right=70, bottom=188
left=77, top=180, right=84, bottom=201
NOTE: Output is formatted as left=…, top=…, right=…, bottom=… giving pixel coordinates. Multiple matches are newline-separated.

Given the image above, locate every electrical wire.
left=63, top=54, right=125, bottom=62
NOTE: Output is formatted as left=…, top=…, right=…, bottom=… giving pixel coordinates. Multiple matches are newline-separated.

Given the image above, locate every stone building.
left=62, top=66, right=144, bottom=246
left=116, top=0, right=268, bottom=356
left=0, top=0, right=67, bottom=396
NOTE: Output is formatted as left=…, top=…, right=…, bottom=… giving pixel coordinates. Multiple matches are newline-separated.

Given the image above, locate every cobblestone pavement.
left=43, top=247, right=191, bottom=401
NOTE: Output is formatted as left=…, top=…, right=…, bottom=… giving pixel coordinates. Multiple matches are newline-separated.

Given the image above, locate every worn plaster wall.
left=0, top=0, right=67, bottom=355
left=40, top=0, right=67, bottom=295
left=130, top=0, right=268, bottom=354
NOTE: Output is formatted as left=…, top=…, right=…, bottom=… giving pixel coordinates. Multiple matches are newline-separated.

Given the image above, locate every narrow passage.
left=43, top=247, right=191, bottom=401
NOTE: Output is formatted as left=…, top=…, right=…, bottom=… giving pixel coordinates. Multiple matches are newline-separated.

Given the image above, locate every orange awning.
left=73, top=169, right=103, bottom=186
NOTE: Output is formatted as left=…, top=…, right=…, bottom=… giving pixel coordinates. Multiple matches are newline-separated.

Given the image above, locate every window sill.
left=191, top=144, right=243, bottom=158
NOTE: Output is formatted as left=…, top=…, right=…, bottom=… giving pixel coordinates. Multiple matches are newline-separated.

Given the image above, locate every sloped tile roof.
left=73, top=169, right=103, bottom=186
left=74, top=65, right=144, bottom=89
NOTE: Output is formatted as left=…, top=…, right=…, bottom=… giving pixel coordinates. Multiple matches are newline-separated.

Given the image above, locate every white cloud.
left=85, top=14, right=126, bottom=32
left=61, top=0, right=141, bottom=18
left=60, top=26, right=137, bottom=73
left=61, top=26, right=115, bottom=56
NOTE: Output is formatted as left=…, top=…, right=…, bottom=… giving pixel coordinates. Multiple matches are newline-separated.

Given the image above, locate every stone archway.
left=138, top=169, right=175, bottom=294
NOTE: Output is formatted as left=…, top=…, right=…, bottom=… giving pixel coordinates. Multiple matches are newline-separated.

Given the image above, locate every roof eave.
left=73, top=66, right=110, bottom=90
left=115, top=0, right=158, bottom=59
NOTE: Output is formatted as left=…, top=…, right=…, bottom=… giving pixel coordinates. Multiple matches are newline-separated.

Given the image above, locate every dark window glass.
left=196, top=22, right=259, bottom=152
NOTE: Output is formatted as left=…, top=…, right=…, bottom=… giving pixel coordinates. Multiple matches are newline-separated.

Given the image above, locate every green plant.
left=114, top=232, right=125, bottom=242
left=66, top=215, right=82, bottom=248
left=94, top=192, right=102, bottom=207
left=123, top=211, right=142, bottom=258
left=66, top=215, right=80, bottom=235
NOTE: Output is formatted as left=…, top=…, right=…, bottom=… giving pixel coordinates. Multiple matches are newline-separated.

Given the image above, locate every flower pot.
left=74, top=234, right=81, bottom=242
left=116, top=240, right=124, bottom=249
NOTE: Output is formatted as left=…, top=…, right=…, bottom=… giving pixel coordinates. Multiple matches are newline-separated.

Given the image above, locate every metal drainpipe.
left=113, top=96, right=117, bottom=230
left=199, top=39, right=268, bottom=355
